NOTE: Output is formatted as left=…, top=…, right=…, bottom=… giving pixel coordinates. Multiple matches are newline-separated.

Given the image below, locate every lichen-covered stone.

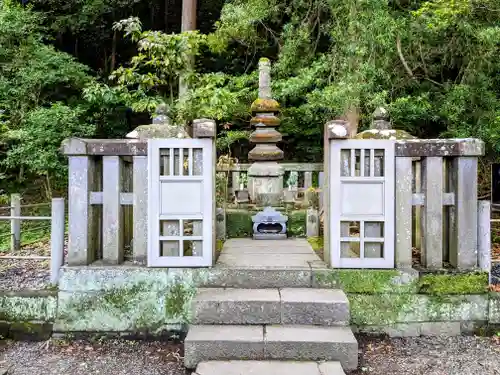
left=489, top=293, right=500, bottom=323
left=348, top=293, right=489, bottom=326
left=0, top=291, right=57, bottom=322
left=126, top=124, right=190, bottom=139
left=55, top=267, right=217, bottom=332
left=326, top=120, right=350, bottom=139
left=249, top=128, right=282, bottom=143
left=250, top=115, right=281, bottom=127
left=354, top=129, right=416, bottom=140
left=395, top=138, right=484, bottom=157
left=250, top=98, right=280, bottom=113
left=192, top=118, right=216, bottom=138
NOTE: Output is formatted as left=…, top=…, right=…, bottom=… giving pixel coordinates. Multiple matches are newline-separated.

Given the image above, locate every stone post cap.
left=193, top=118, right=216, bottom=138
left=373, top=107, right=389, bottom=120
left=372, top=107, right=391, bottom=130
left=326, top=119, right=351, bottom=139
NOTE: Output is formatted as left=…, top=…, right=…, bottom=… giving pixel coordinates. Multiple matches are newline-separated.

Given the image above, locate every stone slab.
left=264, top=325, right=358, bottom=370
left=217, top=254, right=320, bottom=269
left=184, top=325, right=265, bottom=369
left=357, top=321, right=463, bottom=337
left=192, top=288, right=350, bottom=326
left=253, top=233, right=287, bottom=240
left=202, top=269, right=313, bottom=288
left=194, top=360, right=346, bottom=375
left=192, top=288, right=281, bottom=325
left=280, top=289, right=350, bottom=325
left=223, top=241, right=317, bottom=254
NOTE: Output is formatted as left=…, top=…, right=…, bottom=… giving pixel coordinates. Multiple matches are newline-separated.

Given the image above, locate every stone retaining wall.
left=2, top=267, right=499, bottom=339
left=0, top=290, right=57, bottom=340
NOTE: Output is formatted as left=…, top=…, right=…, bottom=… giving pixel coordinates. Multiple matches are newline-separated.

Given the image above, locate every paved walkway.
left=216, top=239, right=327, bottom=269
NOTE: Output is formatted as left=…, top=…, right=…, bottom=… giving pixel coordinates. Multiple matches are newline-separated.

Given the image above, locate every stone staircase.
left=183, top=239, right=359, bottom=375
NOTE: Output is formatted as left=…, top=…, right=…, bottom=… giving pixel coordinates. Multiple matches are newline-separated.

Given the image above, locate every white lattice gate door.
left=330, top=140, right=395, bottom=268
left=148, top=139, right=213, bottom=267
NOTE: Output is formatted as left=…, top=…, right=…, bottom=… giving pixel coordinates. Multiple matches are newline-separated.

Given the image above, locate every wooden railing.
left=394, top=139, right=486, bottom=270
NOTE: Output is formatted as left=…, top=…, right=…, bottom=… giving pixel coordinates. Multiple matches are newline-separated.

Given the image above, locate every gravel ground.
left=350, top=335, right=500, bottom=375
left=0, top=339, right=187, bottom=375
left=0, top=248, right=51, bottom=290
left=1, top=336, right=499, bottom=375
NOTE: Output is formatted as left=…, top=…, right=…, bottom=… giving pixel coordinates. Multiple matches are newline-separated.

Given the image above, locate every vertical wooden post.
left=318, top=172, right=324, bottom=211
left=421, top=157, right=443, bottom=269
left=10, top=194, right=21, bottom=251
left=133, top=156, right=148, bottom=263
left=477, top=200, right=491, bottom=277
left=50, top=198, right=65, bottom=284
left=304, top=171, right=313, bottom=189
left=449, top=157, right=478, bottom=269
left=323, top=125, right=331, bottom=266
left=132, top=156, right=148, bottom=264
left=67, top=156, right=96, bottom=265
left=413, top=160, right=422, bottom=249
left=102, top=156, right=124, bottom=264
left=395, top=157, right=413, bottom=268
left=232, top=171, right=240, bottom=195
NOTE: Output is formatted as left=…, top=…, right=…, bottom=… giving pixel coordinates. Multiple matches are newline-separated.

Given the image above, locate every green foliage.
left=110, top=17, right=208, bottom=112
left=156, top=0, right=500, bottom=160
left=0, top=2, right=130, bottom=194
left=4, top=104, right=94, bottom=179
left=225, top=209, right=253, bottom=238
left=418, top=272, right=489, bottom=295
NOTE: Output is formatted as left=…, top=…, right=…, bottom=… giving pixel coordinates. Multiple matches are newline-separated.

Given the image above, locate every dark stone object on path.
left=491, top=262, right=500, bottom=284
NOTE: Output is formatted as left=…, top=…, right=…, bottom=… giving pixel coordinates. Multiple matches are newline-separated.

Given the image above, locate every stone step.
left=201, top=268, right=328, bottom=289
left=194, top=360, right=346, bottom=375
left=191, top=288, right=350, bottom=326
left=184, top=325, right=358, bottom=370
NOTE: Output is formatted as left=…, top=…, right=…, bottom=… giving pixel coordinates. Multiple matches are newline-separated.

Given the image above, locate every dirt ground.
left=1, top=335, right=499, bottom=375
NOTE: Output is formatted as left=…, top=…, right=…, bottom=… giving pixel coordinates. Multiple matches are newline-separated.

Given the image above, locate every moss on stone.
left=9, top=321, right=52, bottom=341
left=418, top=272, right=489, bottom=295
left=314, top=269, right=410, bottom=293
left=250, top=98, right=280, bottom=113
left=250, top=115, right=280, bottom=127
left=307, top=236, right=323, bottom=251
left=354, top=129, right=416, bottom=140
left=0, top=294, right=57, bottom=322
left=165, top=282, right=195, bottom=321
left=349, top=293, right=415, bottom=325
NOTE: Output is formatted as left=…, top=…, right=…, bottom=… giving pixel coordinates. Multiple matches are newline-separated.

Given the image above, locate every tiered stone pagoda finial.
left=247, top=58, right=284, bottom=206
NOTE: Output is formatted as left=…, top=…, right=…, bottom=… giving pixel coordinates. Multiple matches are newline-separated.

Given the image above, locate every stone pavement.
left=216, top=238, right=327, bottom=269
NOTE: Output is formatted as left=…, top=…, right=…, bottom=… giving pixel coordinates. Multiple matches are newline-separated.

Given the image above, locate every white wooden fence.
left=0, top=195, right=65, bottom=283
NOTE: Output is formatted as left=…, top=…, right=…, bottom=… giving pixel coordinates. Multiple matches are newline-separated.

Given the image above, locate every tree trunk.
left=111, top=29, right=117, bottom=73
left=178, top=0, right=197, bottom=98
left=345, top=105, right=360, bottom=138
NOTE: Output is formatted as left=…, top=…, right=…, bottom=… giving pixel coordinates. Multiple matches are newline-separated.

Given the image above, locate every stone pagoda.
left=247, top=58, right=284, bottom=206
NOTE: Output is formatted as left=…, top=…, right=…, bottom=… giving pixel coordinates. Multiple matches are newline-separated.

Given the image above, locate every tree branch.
left=396, top=36, right=415, bottom=79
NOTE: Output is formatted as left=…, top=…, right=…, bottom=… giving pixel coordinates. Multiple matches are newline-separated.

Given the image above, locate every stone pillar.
left=247, top=58, right=284, bottom=206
